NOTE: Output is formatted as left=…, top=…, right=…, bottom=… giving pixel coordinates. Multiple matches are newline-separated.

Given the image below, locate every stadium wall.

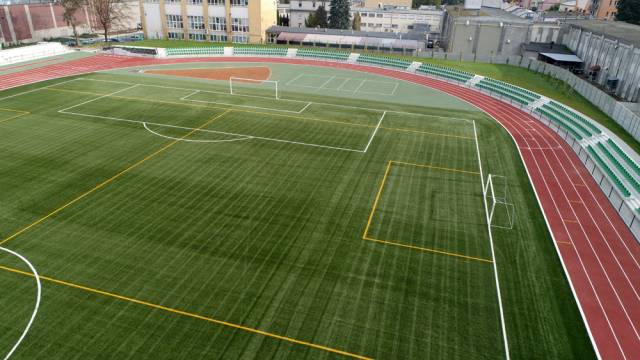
left=0, top=0, right=139, bottom=46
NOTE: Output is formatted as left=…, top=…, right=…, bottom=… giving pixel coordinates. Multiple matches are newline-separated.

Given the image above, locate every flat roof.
left=446, top=6, right=531, bottom=24
left=522, top=42, right=574, bottom=54
left=266, top=26, right=427, bottom=40
left=275, top=32, right=419, bottom=49
left=565, top=20, right=640, bottom=48
left=540, top=52, right=584, bottom=63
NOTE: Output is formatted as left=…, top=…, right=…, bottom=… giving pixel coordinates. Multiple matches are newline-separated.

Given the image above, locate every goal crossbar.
left=229, top=77, right=279, bottom=99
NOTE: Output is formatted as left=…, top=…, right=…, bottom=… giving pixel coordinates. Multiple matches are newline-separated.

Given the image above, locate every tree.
left=305, top=12, right=317, bottom=27
left=352, top=12, right=361, bottom=31
left=88, top=0, right=128, bottom=42
left=61, top=0, right=85, bottom=47
left=315, top=5, right=328, bottom=28
left=328, top=0, right=350, bottom=29
left=616, top=0, right=640, bottom=25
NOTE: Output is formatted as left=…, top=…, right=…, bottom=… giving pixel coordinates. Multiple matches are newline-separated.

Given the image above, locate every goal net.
left=229, top=77, right=279, bottom=99
left=483, top=174, right=516, bottom=230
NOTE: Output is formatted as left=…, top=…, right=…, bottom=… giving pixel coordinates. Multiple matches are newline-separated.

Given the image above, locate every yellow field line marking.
left=362, top=160, right=393, bottom=239
left=363, top=236, right=493, bottom=263
left=569, top=200, right=583, bottom=204
left=556, top=241, right=573, bottom=245
left=361, top=161, right=489, bottom=263
left=0, top=265, right=372, bottom=360
left=0, top=106, right=30, bottom=124
left=563, top=219, right=578, bottom=224
left=44, top=88, right=471, bottom=139
left=391, top=160, right=481, bottom=175
left=0, top=110, right=231, bottom=247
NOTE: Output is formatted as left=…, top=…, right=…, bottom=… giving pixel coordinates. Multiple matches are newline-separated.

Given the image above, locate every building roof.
left=522, top=42, right=574, bottom=54
left=266, top=26, right=426, bottom=40
left=446, top=6, right=531, bottom=24
left=275, top=32, right=420, bottom=49
left=565, top=20, right=640, bottom=48
left=539, top=52, right=584, bottom=63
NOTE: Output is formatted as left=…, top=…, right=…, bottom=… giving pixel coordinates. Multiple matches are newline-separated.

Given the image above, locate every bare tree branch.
left=88, top=0, right=128, bottom=42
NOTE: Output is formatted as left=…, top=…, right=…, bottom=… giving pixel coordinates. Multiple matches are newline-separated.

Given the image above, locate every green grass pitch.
left=0, top=62, right=594, bottom=359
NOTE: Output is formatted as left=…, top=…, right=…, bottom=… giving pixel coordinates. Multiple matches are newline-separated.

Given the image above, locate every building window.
left=188, top=15, right=205, bottom=30
left=165, top=0, right=180, bottom=3
left=187, top=0, right=202, bottom=4
left=232, top=34, right=248, bottom=43
left=168, top=32, right=183, bottom=39
left=209, top=0, right=224, bottom=4
left=232, top=17, right=249, bottom=32
left=144, top=0, right=159, bottom=3
left=211, top=34, right=227, bottom=42
left=166, top=14, right=183, bottom=29
left=231, top=0, right=248, bottom=6
left=209, top=16, right=226, bottom=31
left=189, top=33, right=206, bottom=41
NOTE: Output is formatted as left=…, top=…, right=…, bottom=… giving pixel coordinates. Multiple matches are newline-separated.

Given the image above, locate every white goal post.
left=229, top=77, right=279, bottom=99
left=483, top=174, right=516, bottom=230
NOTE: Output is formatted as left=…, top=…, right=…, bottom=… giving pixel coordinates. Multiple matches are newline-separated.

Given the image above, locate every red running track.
left=2, top=54, right=640, bottom=359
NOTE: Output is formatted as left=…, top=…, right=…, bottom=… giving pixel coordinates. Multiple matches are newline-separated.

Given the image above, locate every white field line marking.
left=143, top=122, right=253, bottom=143
left=77, top=78, right=474, bottom=123
left=59, top=109, right=364, bottom=153
left=362, top=111, right=386, bottom=153
left=473, top=120, right=510, bottom=360
left=316, top=75, right=336, bottom=91
left=336, top=77, right=351, bottom=91
left=357, top=80, right=400, bottom=96
left=0, top=247, right=42, bottom=360
left=59, top=84, right=139, bottom=113
left=284, top=73, right=306, bottom=86
left=390, top=82, right=400, bottom=96
left=180, top=90, right=200, bottom=101
left=184, top=98, right=305, bottom=114
left=0, top=78, right=80, bottom=102
left=352, top=79, right=367, bottom=94
left=297, top=102, right=312, bottom=114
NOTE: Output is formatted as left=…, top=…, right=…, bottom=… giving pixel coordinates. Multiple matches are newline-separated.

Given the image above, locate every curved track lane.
left=2, top=54, right=640, bottom=359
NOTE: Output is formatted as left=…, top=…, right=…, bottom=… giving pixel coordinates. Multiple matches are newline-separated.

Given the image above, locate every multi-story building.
left=357, top=7, right=443, bottom=33
left=589, top=0, right=617, bottom=20
left=287, top=0, right=442, bottom=33
left=288, top=0, right=329, bottom=28
left=140, top=0, right=277, bottom=43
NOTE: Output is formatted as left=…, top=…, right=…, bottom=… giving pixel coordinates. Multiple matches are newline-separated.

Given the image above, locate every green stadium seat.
left=607, top=139, right=640, bottom=178
left=587, top=146, right=631, bottom=197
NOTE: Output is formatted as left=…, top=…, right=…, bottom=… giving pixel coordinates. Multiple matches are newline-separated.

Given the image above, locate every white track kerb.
left=0, top=247, right=41, bottom=360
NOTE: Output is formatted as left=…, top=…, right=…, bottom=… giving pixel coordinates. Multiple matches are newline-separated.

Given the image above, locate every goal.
left=229, top=77, right=279, bottom=99
left=483, top=174, right=516, bottom=230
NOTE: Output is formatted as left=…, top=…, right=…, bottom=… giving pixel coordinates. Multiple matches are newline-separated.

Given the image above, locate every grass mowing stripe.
left=0, top=265, right=373, bottom=360
left=0, top=109, right=231, bottom=247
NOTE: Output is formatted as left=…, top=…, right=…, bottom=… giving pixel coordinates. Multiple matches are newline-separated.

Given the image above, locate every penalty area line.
left=0, top=265, right=373, bottom=360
